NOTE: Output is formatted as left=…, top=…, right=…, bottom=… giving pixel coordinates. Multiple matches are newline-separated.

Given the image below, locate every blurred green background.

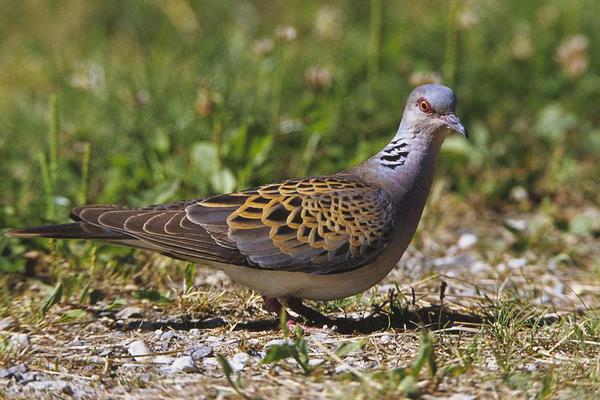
left=1, top=0, right=599, bottom=275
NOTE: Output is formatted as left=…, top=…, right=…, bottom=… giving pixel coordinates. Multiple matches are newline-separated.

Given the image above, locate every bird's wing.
left=71, top=202, right=247, bottom=265
left=72, top=177, right=395, bottom=275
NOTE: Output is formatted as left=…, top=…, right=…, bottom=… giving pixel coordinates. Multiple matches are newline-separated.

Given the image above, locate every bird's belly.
left=206, top=245, right=404, bottom=301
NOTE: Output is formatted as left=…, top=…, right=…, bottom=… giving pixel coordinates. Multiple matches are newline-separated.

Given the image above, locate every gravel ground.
left=2, top=199, right=599, bottom=399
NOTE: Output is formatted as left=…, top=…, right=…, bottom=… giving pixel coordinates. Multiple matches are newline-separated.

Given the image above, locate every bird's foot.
left=262, top=296, right=300, bottom=331
left=262, top=296, right=284, bottom=315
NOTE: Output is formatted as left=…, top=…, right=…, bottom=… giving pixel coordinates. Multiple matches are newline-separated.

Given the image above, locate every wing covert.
left=187, top=177, right=395, bottom=274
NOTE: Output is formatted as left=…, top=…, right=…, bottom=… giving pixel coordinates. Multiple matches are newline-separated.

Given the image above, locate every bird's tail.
left=5, top=222, right=131, bottom=240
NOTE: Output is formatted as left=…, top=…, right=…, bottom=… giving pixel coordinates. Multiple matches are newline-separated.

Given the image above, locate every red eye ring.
left=417, top=98, right=433, bottom=113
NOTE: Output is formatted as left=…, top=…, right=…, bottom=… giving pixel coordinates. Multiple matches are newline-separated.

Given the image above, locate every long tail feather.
left=5, top=223, right=131, bottom=240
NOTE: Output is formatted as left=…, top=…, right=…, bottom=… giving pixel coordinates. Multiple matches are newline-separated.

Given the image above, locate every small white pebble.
left=264, top=338, right=294, bottom=349
left=509, top=186, right=529, bottom=203
left=127, top=340, right=151, bottom=361
left=334, top=364, right=351, bottom=374
left=308, top=358, right=324, bottom=367
left=447, top=394, right=476, bottom=400
left=10, top=333, right=30, bottom=348
left=26, top=380, right=72, bottom=393
left=457, top=233, right=478, bottom=249
left=122, top=363, right=144, bottom=369
left=160, top=331, right=176, bottom=342
left=505, top=218, right=527, bottom=231
left=308, top=332, right=329, bottom=342
left=202, top=357, right=219, bottom=369
left=170, top=356, right=197, bottom=373
left=230, top=352, right=250, bottom=372
left=485, top=358, right=499, bottom=371
left=189, top=346, right=213, bottom=361
left=153, top=355, right=175, bottom=365
left=507, top=258, right=527, bottom=269
left=115, top=306, right=143, bottom=320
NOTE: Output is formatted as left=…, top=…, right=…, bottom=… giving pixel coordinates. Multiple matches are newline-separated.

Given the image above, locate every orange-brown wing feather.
left=187, top=177, right=394, bottom=274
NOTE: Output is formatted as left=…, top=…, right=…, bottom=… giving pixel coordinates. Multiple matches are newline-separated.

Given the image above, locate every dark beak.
left=441, top=113, right=468, bottom=138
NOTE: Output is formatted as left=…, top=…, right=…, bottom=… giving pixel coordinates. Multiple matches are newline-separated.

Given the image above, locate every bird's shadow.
left=109, top=304, right=560, bottom=335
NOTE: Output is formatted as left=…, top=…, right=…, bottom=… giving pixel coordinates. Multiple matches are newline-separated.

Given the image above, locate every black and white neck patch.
left=379, top=139, right=409, bottom=170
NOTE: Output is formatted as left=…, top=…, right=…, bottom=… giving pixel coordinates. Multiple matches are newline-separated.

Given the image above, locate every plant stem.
left=79, top=142, right=91, bottom=205
left=368, top=0, right=382, bottom=89
left=443, top=0, right=460, bottom=86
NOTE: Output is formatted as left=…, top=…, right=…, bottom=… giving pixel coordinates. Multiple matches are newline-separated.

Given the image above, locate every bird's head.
left=401, top=84, right=467, bottom=140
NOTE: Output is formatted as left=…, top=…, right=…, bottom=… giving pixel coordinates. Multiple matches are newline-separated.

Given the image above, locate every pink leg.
left=262, top=296, right=297, bottom=330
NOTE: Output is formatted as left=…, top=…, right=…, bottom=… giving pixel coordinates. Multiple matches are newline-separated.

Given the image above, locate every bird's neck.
left=370, top=129, right=445, bottom=236
left=354, top=128, right=445, bottom=205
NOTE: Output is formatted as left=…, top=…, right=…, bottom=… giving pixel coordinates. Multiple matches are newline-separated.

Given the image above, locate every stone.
left=18, top=371, right=40, bottom=384
left=122, top=363, right=145, bottom=370
left=188, top=345, right=213, bottom=361
left=308, top=358, right=324, bottom=368
left=446, top=394, right=476, bottom=400
left=115, top=306, right=143, bottom=319
left=379, top=335, right=391, bottom=344
left=505, top=218, right=527, bottom=232
left=127, top=340, right=151, bottom=361
left=153, top=355, right=175, bottom=365
left=160, top=331, right=177, bottom=342
left=9, top=363, right=29, bottom=377
left=229, top=352, right=250, bottom=372
left=457, top=232, right=478, bottom=249
left=170, top=356, right=197, bottom=373
left=26, top=380, right=72, bottom=394
left=202, top=357, right=219, bottom=369
left=264, top=338, right=294, bottom=349
left=10, top=333, right=30, bottom=348
left=98, top=348, right=112, bottom=357
left=507, top=258, right=527, bottom=269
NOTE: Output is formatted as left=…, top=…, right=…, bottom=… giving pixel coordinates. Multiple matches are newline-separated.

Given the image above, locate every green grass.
left=1, top=1, right=600, bottom=398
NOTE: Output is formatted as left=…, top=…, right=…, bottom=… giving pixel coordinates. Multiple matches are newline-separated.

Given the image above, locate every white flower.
left=275, top=25, right=297, bottom=42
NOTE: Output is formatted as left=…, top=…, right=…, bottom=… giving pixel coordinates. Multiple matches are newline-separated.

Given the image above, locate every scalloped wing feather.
left=187, top=177, right=394, bottom=274
left=69, top=177, right=394, bottom=274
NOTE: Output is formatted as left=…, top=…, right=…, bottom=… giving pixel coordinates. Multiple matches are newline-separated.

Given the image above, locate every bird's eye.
left=417, top=99, right=433, bottom=113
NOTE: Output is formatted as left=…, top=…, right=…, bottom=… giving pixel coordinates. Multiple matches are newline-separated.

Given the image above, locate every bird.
left=7, top=83, right=466, bottom=324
